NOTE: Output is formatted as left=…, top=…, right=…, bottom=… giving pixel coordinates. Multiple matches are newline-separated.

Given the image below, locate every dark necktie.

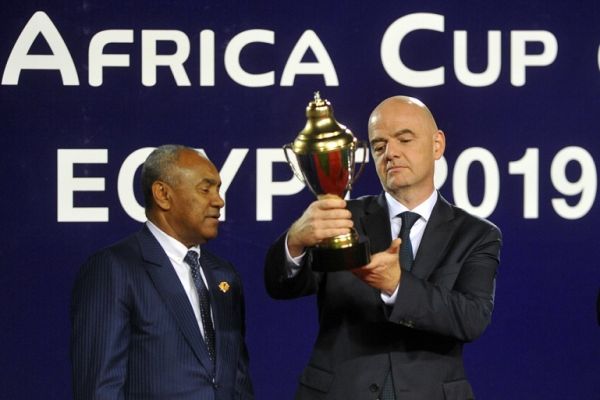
left=184, top=250, right=216, bottom=362
left=380, top=211, right=420, bottom=400
left=398, top=211, right=420, bottom=271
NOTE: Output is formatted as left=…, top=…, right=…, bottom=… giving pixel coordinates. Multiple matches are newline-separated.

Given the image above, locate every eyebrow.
left=198, top=178, right=221, bottom=187
left=370, top=138, right=385, bottom=146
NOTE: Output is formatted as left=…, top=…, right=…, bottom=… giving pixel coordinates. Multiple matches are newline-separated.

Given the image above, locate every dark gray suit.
left=264, top=193, right=501, bottom=400
left=71, top=226, right=253, bottom=400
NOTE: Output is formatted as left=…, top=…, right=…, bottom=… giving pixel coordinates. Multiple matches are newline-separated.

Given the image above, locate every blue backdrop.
left=1, top=1, right=599, bottom=398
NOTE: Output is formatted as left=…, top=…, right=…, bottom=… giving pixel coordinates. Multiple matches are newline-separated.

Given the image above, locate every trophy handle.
left=348, top=140, right=368, bottom=190
left=283, top=144, right=306, bottom=184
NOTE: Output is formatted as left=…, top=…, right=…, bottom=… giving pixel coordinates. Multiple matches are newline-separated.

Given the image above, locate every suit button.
left=369, top=383, right=379, bottom=392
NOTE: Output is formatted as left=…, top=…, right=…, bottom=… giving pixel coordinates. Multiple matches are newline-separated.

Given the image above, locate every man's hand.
left=287, top=195, right=353, bottom=257
left=352, top=239, right=402, bottom=295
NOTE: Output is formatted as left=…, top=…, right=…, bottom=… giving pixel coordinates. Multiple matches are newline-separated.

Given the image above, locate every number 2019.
left=433, top=146, right=597, bottom=219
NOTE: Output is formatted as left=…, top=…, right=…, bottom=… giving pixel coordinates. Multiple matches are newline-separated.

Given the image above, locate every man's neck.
left=388, top=186, right=435, bottom=210
left=147, top=214, right=196, bottom=248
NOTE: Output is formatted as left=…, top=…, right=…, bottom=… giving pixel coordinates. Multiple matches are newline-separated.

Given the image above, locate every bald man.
left=265, top=96, right=501, bottom=400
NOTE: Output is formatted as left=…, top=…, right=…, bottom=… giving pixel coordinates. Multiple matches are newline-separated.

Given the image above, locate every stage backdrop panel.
left=1, top=1, right=599, bottom=398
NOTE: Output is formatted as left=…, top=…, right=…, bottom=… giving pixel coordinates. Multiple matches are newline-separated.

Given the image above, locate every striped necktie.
left=184, top=250, right=216, bottom=362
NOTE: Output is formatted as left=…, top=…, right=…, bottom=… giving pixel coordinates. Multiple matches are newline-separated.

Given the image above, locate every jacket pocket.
left=299, top=365, right=334, bottom=393
left=442, top=379, right=475, bottom=400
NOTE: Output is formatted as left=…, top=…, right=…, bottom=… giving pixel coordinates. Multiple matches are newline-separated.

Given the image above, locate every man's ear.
left=433, top=130, right=446, bottom=159
left=151, top=181, right=172, bottom=211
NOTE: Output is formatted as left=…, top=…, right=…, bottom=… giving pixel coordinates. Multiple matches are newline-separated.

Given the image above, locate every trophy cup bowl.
left=283, top=92, right=370, bottom=272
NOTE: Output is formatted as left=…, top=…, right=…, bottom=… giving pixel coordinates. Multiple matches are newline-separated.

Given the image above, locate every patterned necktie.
left=398, top=211, right=420, bottom=271
left=184, top=250, right=216, bottom=362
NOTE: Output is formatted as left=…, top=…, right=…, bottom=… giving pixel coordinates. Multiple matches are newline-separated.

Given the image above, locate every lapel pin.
left=218, top=281, right=230, bottom=293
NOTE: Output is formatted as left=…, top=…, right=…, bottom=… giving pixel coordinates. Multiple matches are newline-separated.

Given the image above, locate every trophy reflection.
left=283, top=92, right=370, bottom=272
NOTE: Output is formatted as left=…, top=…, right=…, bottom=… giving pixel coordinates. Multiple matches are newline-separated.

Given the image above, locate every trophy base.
left=310, top=240, right=370, bottom=272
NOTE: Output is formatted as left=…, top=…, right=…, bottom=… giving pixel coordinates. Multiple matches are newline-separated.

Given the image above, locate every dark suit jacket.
left=71, top=226, right=253, bottom=400
left=264, top=193, right=501, bottom=400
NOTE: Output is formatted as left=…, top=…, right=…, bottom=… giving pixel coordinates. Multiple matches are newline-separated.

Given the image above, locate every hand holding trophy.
left=283, top=92, right=370, bottom=272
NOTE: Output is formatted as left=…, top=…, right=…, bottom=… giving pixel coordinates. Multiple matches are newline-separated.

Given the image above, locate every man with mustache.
left=265, top=96, right=501, bottom=400
left=72, top=145, right=253, bottom=399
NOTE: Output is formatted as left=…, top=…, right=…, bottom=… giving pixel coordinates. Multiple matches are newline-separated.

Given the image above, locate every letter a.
left=280, top=30, right=338, bottom=86
left=2, top=11, right=79, bottom=85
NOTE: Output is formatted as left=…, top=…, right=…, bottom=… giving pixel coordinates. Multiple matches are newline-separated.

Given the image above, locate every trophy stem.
left=317, top=231, right=357, bottom=250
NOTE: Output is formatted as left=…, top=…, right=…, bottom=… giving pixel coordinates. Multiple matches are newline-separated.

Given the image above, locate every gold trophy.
left=283, top=92, right=370, bottom=272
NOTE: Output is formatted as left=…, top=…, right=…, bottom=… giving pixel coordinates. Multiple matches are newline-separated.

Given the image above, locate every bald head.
left=368, top=96, right=438, bottom=135
left=367, top=95, right=445, bottom=207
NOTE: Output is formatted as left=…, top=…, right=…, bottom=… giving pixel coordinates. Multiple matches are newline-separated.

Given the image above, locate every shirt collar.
left=385, top=190, right=438, bottom=223
left=146, top=220, right=201, bottom=263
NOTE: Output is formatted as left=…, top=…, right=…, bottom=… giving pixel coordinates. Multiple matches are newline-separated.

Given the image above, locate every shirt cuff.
left=380, top=284, right=399, bottom=305
left=284, top=232, right=306, bottom=278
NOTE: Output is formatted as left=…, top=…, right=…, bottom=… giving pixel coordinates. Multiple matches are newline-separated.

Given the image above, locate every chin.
left=386, top=178, right=409, bottom=191
left=201, top=229, right=219, bottom=241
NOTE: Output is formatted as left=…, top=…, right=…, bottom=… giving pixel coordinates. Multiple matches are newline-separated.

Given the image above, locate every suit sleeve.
left=264, top=232, right=320, bottom=300
left=388, top=224, right=502, bottom=342
left=71, top=252, right=130, bottom=400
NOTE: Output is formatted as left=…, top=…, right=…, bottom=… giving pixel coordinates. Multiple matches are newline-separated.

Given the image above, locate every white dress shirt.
left=146, top=220, right=213, bottom=339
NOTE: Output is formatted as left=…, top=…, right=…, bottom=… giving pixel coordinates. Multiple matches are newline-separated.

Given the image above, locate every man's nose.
left=384, top=140, right=399, bottom=159
left=213, top=192, right=225, bottom=208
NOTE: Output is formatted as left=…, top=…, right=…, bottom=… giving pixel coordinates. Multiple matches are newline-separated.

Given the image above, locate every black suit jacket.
left=71, top=226, right=253, bottom=400
left=264, top=194, right=501, bottom=400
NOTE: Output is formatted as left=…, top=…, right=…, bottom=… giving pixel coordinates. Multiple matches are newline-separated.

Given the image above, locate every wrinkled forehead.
left=176, top=150, right=221, bottom=182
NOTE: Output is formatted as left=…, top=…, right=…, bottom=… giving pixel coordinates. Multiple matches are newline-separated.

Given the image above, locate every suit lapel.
left=137, top=227, right=215, bottom=374
left=361, top=193, right=392, bottom=254
left=359, top=194, right=393, bottom=300
left=412, top=194, right=456, bottom=280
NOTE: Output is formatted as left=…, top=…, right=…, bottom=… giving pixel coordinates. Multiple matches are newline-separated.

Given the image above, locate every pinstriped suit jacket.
left=71, top=226, right=253, bottom=400
left=264, top=193, right=501, bottom=400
